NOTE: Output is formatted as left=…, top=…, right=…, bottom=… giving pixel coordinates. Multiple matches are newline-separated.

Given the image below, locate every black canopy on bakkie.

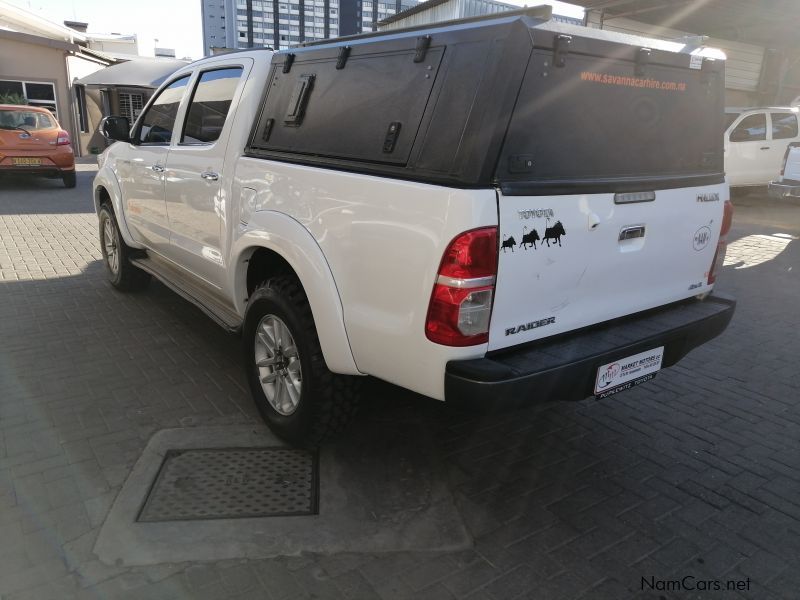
left=247, top=6, right=726, bottom=194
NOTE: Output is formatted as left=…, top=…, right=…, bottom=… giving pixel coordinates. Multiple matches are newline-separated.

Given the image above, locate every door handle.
left=619, top=225, right=646, bottom=241
left=760, top=146, right=770, bottom=150
left=151, top=164, right=165, bottom=172
left=201, top=171, right=219, bottom=181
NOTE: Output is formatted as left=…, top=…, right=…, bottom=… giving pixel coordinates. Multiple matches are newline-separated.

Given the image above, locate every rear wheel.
left=243, top=276, right=360, bottom=447
left=98, top=205, right=150, bottom=291
left=62, top=171, right=76, bottom=188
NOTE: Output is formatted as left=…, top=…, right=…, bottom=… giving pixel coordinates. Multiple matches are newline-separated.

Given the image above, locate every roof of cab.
left=0, top=104, right=52, bottom=112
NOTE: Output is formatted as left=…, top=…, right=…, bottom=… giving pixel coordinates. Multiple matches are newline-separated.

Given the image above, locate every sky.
left=6, top=0, right=584, bottom=61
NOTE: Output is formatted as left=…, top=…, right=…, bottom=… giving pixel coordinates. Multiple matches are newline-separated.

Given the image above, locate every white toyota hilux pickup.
left=94, top=7, right=735, bottom=445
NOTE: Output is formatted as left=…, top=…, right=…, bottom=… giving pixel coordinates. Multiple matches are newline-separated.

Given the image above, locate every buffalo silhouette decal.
left=520, top=226, right=540, bottom=250
left=542, top=221, right=566, bottom=247
left=501, top=235, right=517, bottom=253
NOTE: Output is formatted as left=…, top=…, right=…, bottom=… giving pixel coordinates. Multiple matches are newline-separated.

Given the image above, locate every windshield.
left=0, top=108, right=55, bottom=130
left=724, top=111, right=742, bottom=130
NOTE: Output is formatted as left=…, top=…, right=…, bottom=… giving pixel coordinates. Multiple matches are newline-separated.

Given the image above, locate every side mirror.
left=100, top=116, right=131, bottom=143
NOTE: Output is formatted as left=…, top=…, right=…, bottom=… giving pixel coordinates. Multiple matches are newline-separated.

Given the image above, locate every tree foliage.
left=0, top=92, right=27, bottom=105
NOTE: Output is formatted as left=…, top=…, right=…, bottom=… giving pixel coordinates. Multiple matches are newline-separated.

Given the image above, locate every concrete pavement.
left=1, top=169, right=799, bottom=599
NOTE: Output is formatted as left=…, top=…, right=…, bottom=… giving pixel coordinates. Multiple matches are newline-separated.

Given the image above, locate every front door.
left=164, top=65, right=246, bottom=288
left=725, top=112, right=769, bottom=186
left=121, top=75, right=190, bottom=251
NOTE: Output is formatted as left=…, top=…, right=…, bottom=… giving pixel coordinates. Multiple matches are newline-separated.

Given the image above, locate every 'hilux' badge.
left=696, top=192, right=719, bottom=203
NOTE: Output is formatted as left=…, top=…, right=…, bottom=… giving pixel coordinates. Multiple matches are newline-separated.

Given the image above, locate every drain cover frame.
left=136, top=446, right=319, bottom=522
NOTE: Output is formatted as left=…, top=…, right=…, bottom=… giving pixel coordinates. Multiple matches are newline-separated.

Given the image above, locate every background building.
left=0, top=2, right=114, bottom=156
left=379, top=0, right=800, bottom=107
left=201, top=0, right=417, bottom=55
left=378, top=0, right=581, bottom=31
left=575, top=0, right=800, bottom=107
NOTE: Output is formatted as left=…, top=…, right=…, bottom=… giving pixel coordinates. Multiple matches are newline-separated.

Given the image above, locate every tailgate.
left=488, top=184, right=726, bottom=350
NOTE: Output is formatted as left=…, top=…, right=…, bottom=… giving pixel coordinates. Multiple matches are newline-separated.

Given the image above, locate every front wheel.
left=243, top=276, right=360, bottom=447
left=98, top=205, right=150, bottom=291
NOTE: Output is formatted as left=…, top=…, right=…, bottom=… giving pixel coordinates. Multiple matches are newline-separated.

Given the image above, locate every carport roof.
left=570, top=0, right=800, bottom=48
left=76, top=58, right=189, bottom=89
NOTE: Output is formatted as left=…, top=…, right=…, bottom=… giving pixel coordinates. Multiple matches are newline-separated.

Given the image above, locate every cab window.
left=729, top=113, right=766, bottom=142
left=771, top=112, right=799, bottom=140
left=137, top=75, right=190, bottom=145
left=181, top=67, right=243, bottom=145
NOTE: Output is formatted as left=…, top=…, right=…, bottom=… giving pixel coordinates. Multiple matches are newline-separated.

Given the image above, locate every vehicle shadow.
left=0, top=169, right=96, bottom=215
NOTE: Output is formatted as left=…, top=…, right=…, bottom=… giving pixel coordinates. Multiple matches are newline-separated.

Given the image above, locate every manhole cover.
left=137, top=447, right=319, bottom=522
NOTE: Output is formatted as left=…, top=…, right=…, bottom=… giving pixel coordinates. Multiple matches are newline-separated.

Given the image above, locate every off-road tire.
left=243, top=276, right=360, bottom=447
left=62, top=171, right=76, bottom=188
left=98, top=204, right=150, bottom=291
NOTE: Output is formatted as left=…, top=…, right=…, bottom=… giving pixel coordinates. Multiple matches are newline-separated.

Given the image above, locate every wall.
left=0, top=36, right=72, bottom=134
left=584, top=11, right=765, bottom=106
left=66, top=54, right=108, bottom=155
left=88, top=38, right=139, bottom=56
left=380, top=0, right=459, bottom=30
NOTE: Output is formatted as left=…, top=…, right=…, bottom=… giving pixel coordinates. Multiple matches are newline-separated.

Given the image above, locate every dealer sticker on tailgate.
left=594, top=346, right=664, bottom=399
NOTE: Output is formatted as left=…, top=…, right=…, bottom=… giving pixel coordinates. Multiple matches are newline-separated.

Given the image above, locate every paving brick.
left=334, top=569, right=382, bottom=600
left=441, top=557, right=499, bottom=598
left=3, top=169, right=800, bottom=600
left=252, top=561, right=304, bottom=600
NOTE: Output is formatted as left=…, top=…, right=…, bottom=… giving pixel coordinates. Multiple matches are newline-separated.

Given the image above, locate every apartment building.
left=201, top=0, right=417, bottom=55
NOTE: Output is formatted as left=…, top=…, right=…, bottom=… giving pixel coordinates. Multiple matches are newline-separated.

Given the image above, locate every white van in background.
left=724, top=106, right=800, bottom=187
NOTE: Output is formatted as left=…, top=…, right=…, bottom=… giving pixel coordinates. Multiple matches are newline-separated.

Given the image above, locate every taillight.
left=55, top=130, right=71, bottom=146
left=707, top=199, right=733, bottom=285
left=425, top=227, right=498, bottom=346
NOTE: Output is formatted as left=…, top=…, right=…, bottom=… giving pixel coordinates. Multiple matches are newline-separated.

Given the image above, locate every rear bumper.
left=445, top=293, right=735, bottom=410
left=768, top=179, right=800, bottom=199
left=0, top=166, right=73, bottom=177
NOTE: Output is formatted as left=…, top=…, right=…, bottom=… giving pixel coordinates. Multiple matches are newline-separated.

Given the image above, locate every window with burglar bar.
left=118, top=92, right=144, bottom=124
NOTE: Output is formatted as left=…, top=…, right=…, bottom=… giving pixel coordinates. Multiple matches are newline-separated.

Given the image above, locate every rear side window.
left=138, top=75, right=190, bottom=144
left=730, top=113, right=766, bottom=142
left=181, top=67, right=243, bottom=144
left=771, top=112, right=798, bottom=140
left=250, top=47, right=443, bottom=165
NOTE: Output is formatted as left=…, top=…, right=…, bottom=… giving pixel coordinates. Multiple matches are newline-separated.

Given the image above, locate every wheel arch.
left=230, top=212, right=361, bottom=376
left=93, top=168, right=143, bottom=249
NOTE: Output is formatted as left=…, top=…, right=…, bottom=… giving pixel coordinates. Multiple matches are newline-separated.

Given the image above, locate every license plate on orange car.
left=11, top=157, right=42, bottom=166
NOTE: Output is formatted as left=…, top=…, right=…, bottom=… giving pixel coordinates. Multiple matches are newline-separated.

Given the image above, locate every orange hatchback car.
left=0, top=104, right=76, bottom=188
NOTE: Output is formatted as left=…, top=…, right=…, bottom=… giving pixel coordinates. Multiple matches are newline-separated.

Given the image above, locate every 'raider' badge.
left=505, top=316, right=555, bottom=336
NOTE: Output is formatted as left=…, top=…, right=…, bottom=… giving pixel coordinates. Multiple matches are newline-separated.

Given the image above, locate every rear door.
left=164, top=64, right=247, bottom=288
left=768, top=111, right=800, bottom=181
left=488, top=42, right=726, bottom=351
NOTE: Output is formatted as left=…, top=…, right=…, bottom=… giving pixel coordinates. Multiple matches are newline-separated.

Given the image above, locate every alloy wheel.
left=254, top=314, right=302, bottom=416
